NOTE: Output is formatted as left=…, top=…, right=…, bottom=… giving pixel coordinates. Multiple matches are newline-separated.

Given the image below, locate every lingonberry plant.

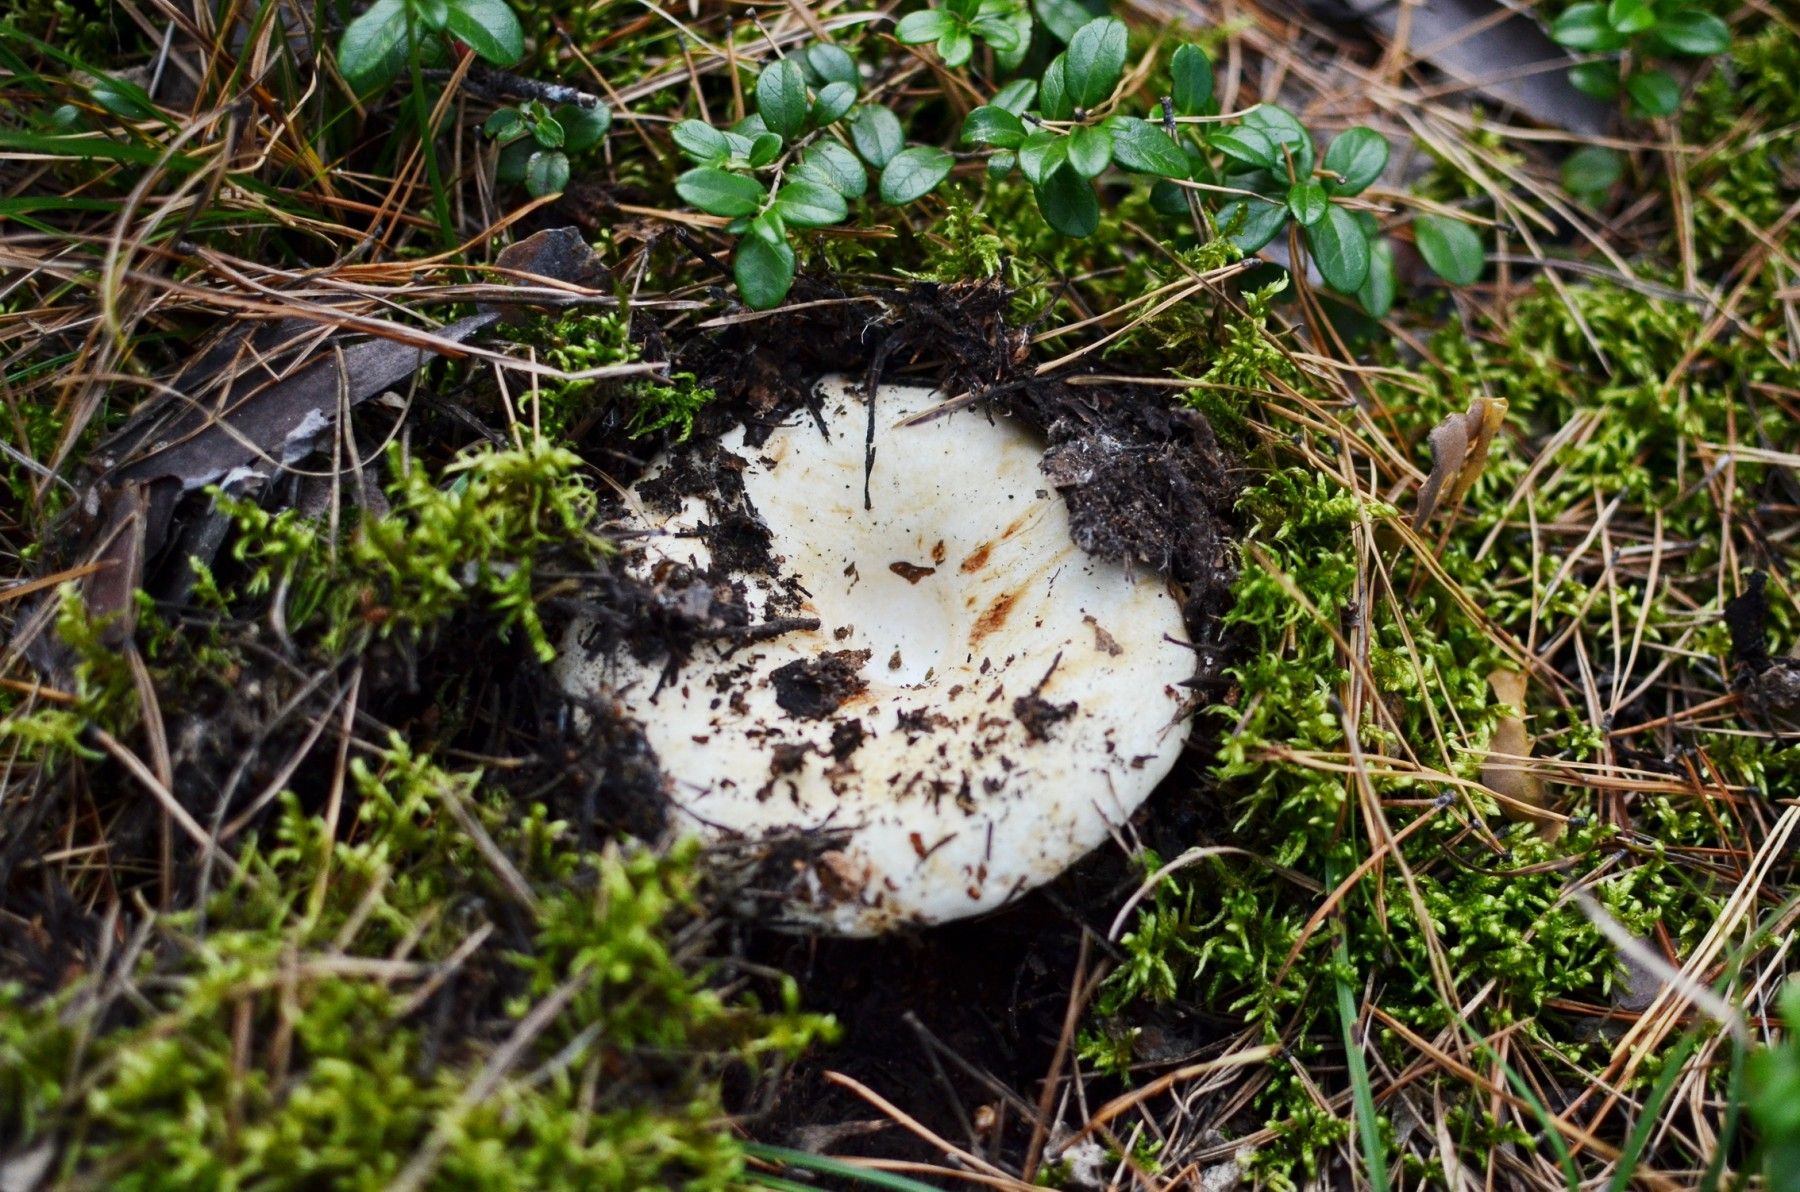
left=1550, top=0, right=1730, bottom=118
left=486, top=98, right=612, bottom=198
left=672, top=45, right=953, bottom=308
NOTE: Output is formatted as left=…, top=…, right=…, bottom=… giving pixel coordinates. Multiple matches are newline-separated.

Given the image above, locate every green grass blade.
left=741, top=1143, right=948, bottom=1192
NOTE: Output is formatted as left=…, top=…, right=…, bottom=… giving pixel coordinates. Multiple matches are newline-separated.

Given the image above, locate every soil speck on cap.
left=770, top=649, right=872, bottom=719
left=1084, top=614, right=1123, bottom=656
left=888, top=561, right=936, bottom=584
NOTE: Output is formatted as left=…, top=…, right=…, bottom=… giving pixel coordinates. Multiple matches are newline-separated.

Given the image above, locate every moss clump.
left=1, top=740, right=832, bottom=1190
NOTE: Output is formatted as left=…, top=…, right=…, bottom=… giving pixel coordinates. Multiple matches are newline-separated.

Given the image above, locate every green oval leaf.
left=1210, top=126, right=1276, bottom=170
left=1017, top=129, right=1067, bottom=185
left=962, top=104, right=1027, bottom=148
left=987, top=150, right=1017, bottom=179
left=1357, top=237, right=1396, bottom=317
left=795, top=140, right=869, bottom=198
left=1036, top=164, right=1099, bottom=236
left=495, top=137, right=533, bottom=183
left=774, top=179, right=849, bottom=227
left=1414, top=214, right=1485, bottom=286
left=804, top=43, right=860, bottom=85
left=555, top=103, right=611, bottom=152
left=1064, top=17, right=1127, bottom=109
left=992, top=78, right=1038, bottom=115
left=1305, top=204, right=1369, bottom=292
left=673, top=119, right=731, bottom=163
left=443, top=0, right=524, bottom=66
left=937, top=26, right=975, bottom=67
left=1039, top=54, right=1073, bottom=120
left=676, top=167, right=766, bottom=217
left=337, top=0, right=409, bottom=90
left=1625, top=68, right=1680, bottom=117
left=1605, top=0, right=1655, bottom=33
left=1561, top=145, right=1623, bottom=200
left=1217, top=195, right=1288, bottom=252
left=878, top=144, right=953, bottom=203
left=756, top=59, right=810, bottom=139
left=1322, top=127, right=1388, bottom=196
left=735, top=234, right=796, bottom=309
left=747, top=131, right=784, bottom=168
left=1034, top=0, right=1100, bottom=42
left=850, top=104, right=904, bottom=167
left=1287, top=179, right=1328, bottom=226
left=896, top=8, right=955, bottom=43
left=524, top=148, right=570, bottom=197
left=1170, top=44, right=1214, bottom=117
left=1107, top=116, right=1188, bottom=177
left=812, top=81, right=857, bottom=126
left=1067, top=123, right=1112, bottom=177
left=1241, top=105, right=1314, bottom=177
left=1567, top=61, right=1621, bottom=100
left=1550, top=3, right=1628, bottom=51
left=1653, top=9, right=1730, bottom=55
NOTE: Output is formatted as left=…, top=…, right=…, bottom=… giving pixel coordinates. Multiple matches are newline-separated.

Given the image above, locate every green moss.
left=1, top=741, right=833, bottom=1190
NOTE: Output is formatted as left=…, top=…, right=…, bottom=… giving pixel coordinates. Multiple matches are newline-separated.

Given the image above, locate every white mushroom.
left=558, top=376, right=1194, bottom=934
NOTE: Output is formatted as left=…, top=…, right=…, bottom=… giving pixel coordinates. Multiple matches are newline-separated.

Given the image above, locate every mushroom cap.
left=558, top=377, right=1194, bottom=934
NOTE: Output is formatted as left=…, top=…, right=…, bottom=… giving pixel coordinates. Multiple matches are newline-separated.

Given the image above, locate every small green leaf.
left=415, top=0, right=450, bottom=31
left=554, top=103, right=610, bottom=151
left=987, top=150, right=1017, bottom=179
left=895, top=8, right=956, bottom=43
left=747, top=131, right=784, bottom=168
left=676, top=167, right=766, bottom=217
left=963, top=105, right=1027, bottom=148
left=1064, top=17, right=1127, bottom=109
left=1170, top=44, right=1214, bottom=116
left=1017, top=129, right=1067, bottom=185
left=1414, top=214, right=1485, bottom=285
left=673, top=120, right=731, bottom=163
left=973, top=14, right=1023, bottom=53
left=1305, top=204, right=1369, bottom=291
left=1568, top=61, right=1621, bottom=100
left=804, top=43, right=860, bottom=86
left=1242, top=105, right=1314, bottom=177
left=1322, top=127, right=1388, bottom=196
left=850, top=104, right=904, bottom=167
left=992, top=78, right=1038, bottom=115
left=756, top=59, right=810, bottom=139
left=878, top=144, right=953, bottom=203
left=1561, top=145, right=1623, bottom=199
left=1067, top=123, right=1112, bottom=177
left=1039, top=54, right=1073, bottom=120
left=531, top=114, right=565, bottom=148
left=1035, top=164, right=1099, bottom=236
left=1625, top=68, right=1680, bottom=116
left=774, top=179, right=849, bottom=226
left=1550, top=3, right=1628, bottom=51
left=443, top=0, right=524, bottom=66
left=336, top=0, right=408, bottom=90
left=1107, top=116, right=1188, bottom=177
left=484, top=108, right=525, bottom=139
left=1605, top=0, right=1655, bottom=33
left=937, top=26, right=975, bottom=67
left=1357, top=237, right=1396, bottom=317
left=524, top=148, right=570, bottom=197
left=735, top=234, right=796, bottom=309
left=1651, top=9, right=1730, bottom=55
left=1210, top=126, right=1276, bottom=170
left=495, top=137, right=533, bottom=182
left=750, top=208, right=786, bottom=245
left=795, top=140, right=868, bottom=197
left=812, top=81, right=856, bottom=126
left=1034, top=0, right=1100, bottom=42
left=1217, top=196, right=1288, bottom=252
left=1287, top=179, right=1328, bottom=226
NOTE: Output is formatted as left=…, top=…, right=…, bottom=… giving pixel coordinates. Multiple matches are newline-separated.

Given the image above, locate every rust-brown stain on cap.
left=969, top=589, right=1019, bottom=647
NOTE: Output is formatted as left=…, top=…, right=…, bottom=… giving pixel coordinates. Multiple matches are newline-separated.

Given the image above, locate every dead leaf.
left=1480, top=668, right=1556, bottom=837
left=1412, top=395, right=1507, bottom=530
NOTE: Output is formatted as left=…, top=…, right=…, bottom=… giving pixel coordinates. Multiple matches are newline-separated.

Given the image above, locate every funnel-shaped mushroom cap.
left=558, top=377, right=1193, bottom=934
